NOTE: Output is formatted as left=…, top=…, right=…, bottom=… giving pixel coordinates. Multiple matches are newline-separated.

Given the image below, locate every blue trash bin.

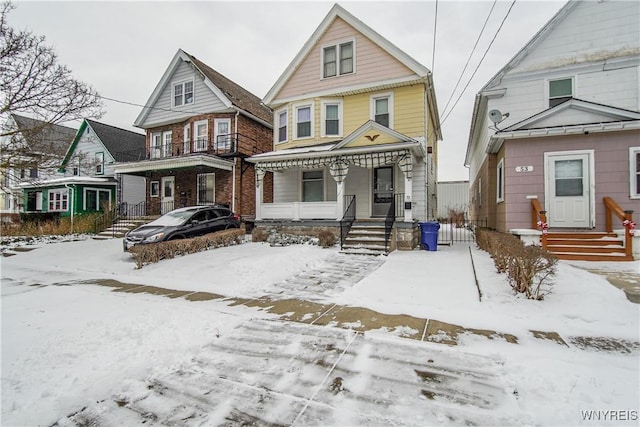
left=419, top=221, right=440, bottom=251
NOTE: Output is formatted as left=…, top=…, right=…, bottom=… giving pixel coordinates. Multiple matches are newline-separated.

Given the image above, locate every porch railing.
left=139, top=133, right=260, bottom=161
left=384, top=195, right=396, bottom=252
left=340, top=195, right=356, bottom=249
left=531, top=199, right=548, bottom=248
left=604, top=196, right=634, bottom=259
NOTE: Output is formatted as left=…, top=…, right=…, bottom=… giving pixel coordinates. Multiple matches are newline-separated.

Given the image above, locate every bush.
left=251, top=227, right=269, bottom=242
left=318, top=229, right=336, bottom=248
left=128, top=228, right=244, bottom=269
left=1, top=212, right=101, bottom=237
left=476, top=228, right=557, bottom=300
left=447, top=208, right=466, bottom=227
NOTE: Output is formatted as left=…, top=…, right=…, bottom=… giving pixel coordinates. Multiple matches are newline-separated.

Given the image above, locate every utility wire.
left=440, top=0, right=497, bottom=118
left=440, top=0, right=517, bottom=126
left=99, top=95, right=203, bottom=116
left=431, top=0, right=438, bottom=74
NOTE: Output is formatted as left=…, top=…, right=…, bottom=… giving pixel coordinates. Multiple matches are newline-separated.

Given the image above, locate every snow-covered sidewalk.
left=2, top=237, right=639, bottom=426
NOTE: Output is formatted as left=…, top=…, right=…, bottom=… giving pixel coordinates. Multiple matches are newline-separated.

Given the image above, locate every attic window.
left=173, top=80, right=194, bottom=107
left=322, top=40, right=354, bottom=78
left=549, top=78, right=573, bottom=108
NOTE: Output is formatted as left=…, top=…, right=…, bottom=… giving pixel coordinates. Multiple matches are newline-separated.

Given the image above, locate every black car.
left=123, top=205, right=240, bottom=251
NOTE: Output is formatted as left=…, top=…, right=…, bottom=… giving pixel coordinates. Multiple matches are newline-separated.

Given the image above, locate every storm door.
left=372, top=166, right=393, bottom=216
left=546, top=152, right=591, bottom=228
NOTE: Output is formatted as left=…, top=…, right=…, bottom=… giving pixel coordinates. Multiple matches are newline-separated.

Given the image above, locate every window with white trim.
left=322, top=40, right=354, bottom=78
left=214, top=118, right=231, bottom=150
left=162, top=132, right=172, bottom=157
left=183, top=123, right=191, bottom=154
left=549, top=77, right=573, bottom=107
left=84, top=188, right=111, bottom=211
left=295, top=104, right=313, bottom=139
left=631, top=147, right=640, bottom=199
left=150, top=181, right=159, bottom=197
left=197, top=173, right=215, bottom=204
left=48, top=189, right=68, bottom=212
left=195, top=120, right=208, bottom=152
left=497, top=158, right=505, bottom=203
left=173, top=80, right=194, bottom=107
left=321, top=100, right=342, bottom=137
left=151, top=132, right=161, bottom=159
left=95, top=152, right=104, bottom=175
left=302, top=170, right=324, bottom=202
left=371, top=92, right=393, bottom=128
left=277, top=109, right=288, bottom=144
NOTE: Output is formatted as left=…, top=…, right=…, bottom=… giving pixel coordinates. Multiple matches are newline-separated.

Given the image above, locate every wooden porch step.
left=547, top=232, right=617, bottom=239
left=544, top=231, right=631, bottom=261
left=554, top=253, right=633, bottom=262
left=546, top=238, right=622, bottom=247
left=549, top=245, right=626, bottom=254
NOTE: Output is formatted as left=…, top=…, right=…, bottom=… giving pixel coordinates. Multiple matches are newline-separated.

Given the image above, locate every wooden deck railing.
left=604, top=197, right=634, bottom=259
left=531, top=199, right=548, bottom=248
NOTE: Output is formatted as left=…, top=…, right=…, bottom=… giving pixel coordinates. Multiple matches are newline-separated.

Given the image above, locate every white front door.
left=545, top=151, right=592, bottom=228
left=161, top=176, right=175, bottom=214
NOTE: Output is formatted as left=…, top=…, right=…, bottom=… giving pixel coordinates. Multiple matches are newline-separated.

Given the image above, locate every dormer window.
left=322, top=40, right=354, bottom=78
left=173, top=80, right=194, bottom=107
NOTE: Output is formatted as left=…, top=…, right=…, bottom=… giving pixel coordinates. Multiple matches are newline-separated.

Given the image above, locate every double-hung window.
left=295, top=104, right=313, bottom=139
left=197, top=173, right=215, bottom=204
left=549, top=78, right=573, bottom=107
left=321, top=101, right=342, bottom=137
left=183, top=124, right=191, bottom=154
left=631, top=147, right=640, bottom=199
left=496, top=158, right=505, bottom=203
left=48, top=189, right=68, bottom=212
left=95, top=152, right=104, bottom=175
left=322, top=40, right=354, bottom=78
left=173, top=80, right=194, bottom=107
left=195, top=120, right=208, bottom=152
left=371, top=92, right=393, bottom=128
left=84, top=188, right=111, bottom=211
left=150, top=181, right=159, bottom=198
left=302, top=170, right=323, bottom=202
left=214, top=119, right=231, bottom=151
left=277, top=109, right=288, bottom=144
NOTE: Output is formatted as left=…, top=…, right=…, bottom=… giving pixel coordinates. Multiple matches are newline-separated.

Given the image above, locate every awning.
left=112, top=154, right=234, bottom=175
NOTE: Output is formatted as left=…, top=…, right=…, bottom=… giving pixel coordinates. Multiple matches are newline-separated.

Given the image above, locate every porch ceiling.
left=112, top=154, right=234, bottom=176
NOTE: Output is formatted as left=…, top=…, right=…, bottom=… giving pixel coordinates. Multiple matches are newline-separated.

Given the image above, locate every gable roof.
left=332, top=120, right=418, bottom=150
left=10, top=114, right=77, bottom=154
left=61, top=119, right=146, bottom=168
left=263, top=3, right=432, bottom=105
left=134, top=49, right=272, bottom=128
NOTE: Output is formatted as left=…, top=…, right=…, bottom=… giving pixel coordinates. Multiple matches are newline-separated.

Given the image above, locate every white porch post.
left=404, top=176, right=413, bottom=222
left=399, top=154, right=413, bottom=222
left=329, top=160, right=349, bottom=220
left=255, top=168, right=265, bottom=221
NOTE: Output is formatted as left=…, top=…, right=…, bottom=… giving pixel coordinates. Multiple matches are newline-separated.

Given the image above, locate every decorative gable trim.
left=263, top=4, right=431, bottom=105
left=332, top=120, right=418, bottom=150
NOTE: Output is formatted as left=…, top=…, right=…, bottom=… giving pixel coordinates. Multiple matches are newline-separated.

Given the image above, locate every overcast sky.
left=8, top=0, right=566, bottom=181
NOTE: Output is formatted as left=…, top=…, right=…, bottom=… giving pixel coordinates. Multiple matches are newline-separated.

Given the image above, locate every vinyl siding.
left=277, top=17, right=415, bottom=101
left=120, top=174, right=146, bottom=206
left=142, top=61, right=229, bottom=128
left=64, top=128, right=114, bottom=177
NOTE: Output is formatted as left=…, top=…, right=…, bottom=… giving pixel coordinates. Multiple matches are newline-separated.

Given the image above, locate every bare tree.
left=0, top=1, right=104, bottom=174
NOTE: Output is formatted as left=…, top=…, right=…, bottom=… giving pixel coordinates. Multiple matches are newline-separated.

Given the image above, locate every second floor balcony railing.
left=148, top=133, right=259, bottom=160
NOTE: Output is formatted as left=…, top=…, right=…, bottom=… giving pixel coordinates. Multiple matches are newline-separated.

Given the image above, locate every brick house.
left=114, top=49, right=273, bottom=218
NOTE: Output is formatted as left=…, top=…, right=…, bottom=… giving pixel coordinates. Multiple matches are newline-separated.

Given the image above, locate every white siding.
left=344, top=166, right=370, bottom=219
left=412, top=158, right=427, bottom=222
left=437, top=181, right=470, bottom=219
left=143, top=61, right=229, bottom=128
left=65, top=127, right=114, bottom=177
left=273, top=169, right=299, bottom=202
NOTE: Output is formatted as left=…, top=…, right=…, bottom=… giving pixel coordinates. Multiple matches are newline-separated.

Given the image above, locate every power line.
left=431, top=0, right=438, bottom=74
left=440, top=0, right=517, bottom=126
left=440, top=0, right=497, bottom=118
left=99, top=95, right=204, bottom=116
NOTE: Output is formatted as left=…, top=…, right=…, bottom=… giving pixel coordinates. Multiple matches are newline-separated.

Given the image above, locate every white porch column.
left=255, top=168, right=265, bottom=221
left=398, top=154, right=413, bottom=222
left=404, top=177, right=413, bottom=222
left=329, top=160, right=349, bottom=220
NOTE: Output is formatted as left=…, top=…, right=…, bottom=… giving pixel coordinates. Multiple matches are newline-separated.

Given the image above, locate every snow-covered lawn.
left=1, top=237, right=639, bottom=426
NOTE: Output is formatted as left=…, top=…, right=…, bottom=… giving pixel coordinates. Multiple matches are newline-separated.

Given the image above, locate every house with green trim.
left=20, top=119, right=146, bottom=216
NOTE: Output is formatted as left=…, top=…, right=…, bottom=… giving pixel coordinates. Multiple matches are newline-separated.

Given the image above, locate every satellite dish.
left=489, top=109, right=504, bottom=125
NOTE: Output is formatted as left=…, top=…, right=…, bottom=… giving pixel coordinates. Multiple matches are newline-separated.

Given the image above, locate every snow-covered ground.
left=1, top=237, right=639, bottom=426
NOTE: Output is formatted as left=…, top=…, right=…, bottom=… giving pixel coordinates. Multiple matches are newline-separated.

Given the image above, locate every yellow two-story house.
left=248, top=4, right=441, bottom=252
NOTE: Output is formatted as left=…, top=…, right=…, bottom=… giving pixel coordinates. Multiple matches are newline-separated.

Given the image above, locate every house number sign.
left=515, top=166, right=534, bottom=172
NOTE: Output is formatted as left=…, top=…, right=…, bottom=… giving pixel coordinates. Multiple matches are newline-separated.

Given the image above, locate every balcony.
left=145, top=133, right=259, bottom=160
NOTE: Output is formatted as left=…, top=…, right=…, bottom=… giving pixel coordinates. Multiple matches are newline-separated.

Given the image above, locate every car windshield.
left=148, top=209, right=198, bottom=226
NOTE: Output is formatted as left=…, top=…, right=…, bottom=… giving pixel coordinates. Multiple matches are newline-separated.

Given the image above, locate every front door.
left=372, top=166, right=393, bottom=216
left=161, top=176, right=175, bottom=214
left=546, top=152, right=592, bottom=228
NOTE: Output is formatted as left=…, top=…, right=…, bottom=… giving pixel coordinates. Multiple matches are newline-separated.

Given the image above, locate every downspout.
left=232, top=110, right=239, bottom=213
left=64, top=184, right=74, bottom=233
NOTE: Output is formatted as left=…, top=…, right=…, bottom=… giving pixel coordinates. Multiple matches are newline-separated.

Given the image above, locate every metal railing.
left=436, top=218, right=488, bottom=245
left=384, top=196, right=396, bottom=252
left=138, top=133, right=259, bottom=160
left=339, top=195, right=356, bottom=249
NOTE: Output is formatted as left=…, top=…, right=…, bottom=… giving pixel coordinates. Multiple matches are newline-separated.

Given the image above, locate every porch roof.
left=112, top=154, right=234, bottom=176
left=19, top=176, right=116, bottom=190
